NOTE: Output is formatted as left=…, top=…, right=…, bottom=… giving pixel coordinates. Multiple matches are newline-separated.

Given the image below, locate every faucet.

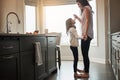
left=6, top=12, right=20, bottom=33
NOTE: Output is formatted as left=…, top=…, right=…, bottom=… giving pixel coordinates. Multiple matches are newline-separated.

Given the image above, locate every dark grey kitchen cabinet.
left=46, top=36, right=57, bottom=74
left=20, top=36, right=37, bottom=80
left=0, top=34, right=57, bottom=80
left=20, top=36, right=48, bottom=80
left=0, top=37, right=19, bottom=80
left=0, top=53, right=19, bottom=80
left=35, top=37, right=48, bottom=80
left=36, top=36, right=57, bottom=80
left=35, top=48, right=47, bottom=80
left=20, top=51, right=35, bottom=80
left=111, top=32, right=120, bottom=80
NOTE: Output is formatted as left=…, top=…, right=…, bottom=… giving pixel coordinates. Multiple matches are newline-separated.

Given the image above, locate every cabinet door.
left=0, top=37, right=19, bottom=55
left=118, top=63, right=120, bottom=80
left=48, top=47, right=56, bottom=72
left=0, top=53, right=19, bottom=80
left=20, top=51, right=35, bottom=80
left=47, top=37, right=57, bottom=73
left=36, top=48, right=47, bottom=80
left=35, top=37, right=47, bottom=80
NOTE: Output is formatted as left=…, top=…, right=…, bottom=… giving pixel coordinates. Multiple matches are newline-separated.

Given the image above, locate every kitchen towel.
left=35, top=42, right=43, bottom=66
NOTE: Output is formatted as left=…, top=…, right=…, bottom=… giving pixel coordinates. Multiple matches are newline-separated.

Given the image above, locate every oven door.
left=118, top=62, right=120, bottom=80
left=118, top=49, right=120, bottom=80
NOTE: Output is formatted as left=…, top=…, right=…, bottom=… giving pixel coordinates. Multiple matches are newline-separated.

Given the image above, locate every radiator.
left=60, top=45, right=83, bottom=61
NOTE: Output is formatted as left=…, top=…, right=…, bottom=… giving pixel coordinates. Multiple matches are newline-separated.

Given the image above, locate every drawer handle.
left=3, top=46, right=14, bottom=49
left=2, top=55, right=14, bottom=59
left=49, top=41, right=53, bottom=42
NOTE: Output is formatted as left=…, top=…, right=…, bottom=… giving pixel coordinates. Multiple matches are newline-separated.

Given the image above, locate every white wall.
left=0, top=0, right=24, bottom=33
left=0, top=0, right=16, bottom=33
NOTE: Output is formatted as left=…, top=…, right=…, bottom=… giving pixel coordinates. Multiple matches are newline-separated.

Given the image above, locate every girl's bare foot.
left=74, top=73, right=81, bottom=78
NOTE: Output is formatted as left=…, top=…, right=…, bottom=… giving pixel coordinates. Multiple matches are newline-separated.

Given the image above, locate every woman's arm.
left=83, top=7, right=90, bottom=40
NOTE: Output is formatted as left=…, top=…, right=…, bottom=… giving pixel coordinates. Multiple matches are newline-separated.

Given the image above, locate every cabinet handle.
left=2, top=55, right=14, bottom=59
left=118, top=50, right=120, bottom=60
left=113, top=40, right=117, bottom=41
left=3, top=46, right=13, bottom=49
left=49, top=41, right=53, bottom=42
left=118, top=42, right=120, bottom=44
left=115, top=50, right=120, bottom=60
left=117, top=35, right=120, bottom=37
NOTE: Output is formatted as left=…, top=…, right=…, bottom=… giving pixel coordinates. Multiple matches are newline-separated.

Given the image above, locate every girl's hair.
left=76, top=0, right=92, bottom=13
left=66, top=18, right=72, bottom=33
left=66, top=18, right=76, bottom=34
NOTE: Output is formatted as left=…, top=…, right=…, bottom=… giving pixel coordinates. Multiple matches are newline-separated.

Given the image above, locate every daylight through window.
left=43, top=0, right=97, bottom=46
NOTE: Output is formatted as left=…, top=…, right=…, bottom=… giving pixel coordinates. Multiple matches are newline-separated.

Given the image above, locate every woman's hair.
left=76, top=0, right=92, bottom=13
left=76, top=0, right=90, bottom=7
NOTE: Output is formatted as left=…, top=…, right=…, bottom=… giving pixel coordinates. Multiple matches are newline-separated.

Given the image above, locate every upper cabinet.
left=109, top=0, right=120, bottom=33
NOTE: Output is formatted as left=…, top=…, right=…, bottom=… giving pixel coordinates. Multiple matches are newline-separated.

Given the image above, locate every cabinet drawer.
left=0, top=40, right=19, bottom=55
left=47, top=37, right=56, bottom=46
left=20, top=36, right=46, bottom=51
left=20, top=37, right=36, bottom=51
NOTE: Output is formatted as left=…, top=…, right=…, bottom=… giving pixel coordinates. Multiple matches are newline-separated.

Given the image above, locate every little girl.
left=66, top=18, right=82, bottom=78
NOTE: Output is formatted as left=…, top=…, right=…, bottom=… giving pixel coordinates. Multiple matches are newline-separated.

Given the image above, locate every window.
left=43, top=0, right=97, bottom=46
left=25, top=5, right=36, bottom=33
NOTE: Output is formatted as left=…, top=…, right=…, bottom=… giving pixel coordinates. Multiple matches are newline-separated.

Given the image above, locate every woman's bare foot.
left=74, top=73, right=81, bottom=78
left=74, top=72, right=89, bottom=78
left=79, top=73, right=89, bottom=78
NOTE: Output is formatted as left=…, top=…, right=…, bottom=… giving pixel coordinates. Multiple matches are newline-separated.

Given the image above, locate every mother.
left=74, top=0, right=94, bottom=78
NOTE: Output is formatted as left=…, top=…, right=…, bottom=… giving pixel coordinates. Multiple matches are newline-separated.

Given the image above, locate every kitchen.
left=0, top=0, right=120, bottom=80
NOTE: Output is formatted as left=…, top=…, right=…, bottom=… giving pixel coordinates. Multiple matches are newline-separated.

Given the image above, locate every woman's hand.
left=83, top=34, right=88, bottom=41
left=73, top=14, right=78, bottom=19
left=73, top=14, right=82, bottom=23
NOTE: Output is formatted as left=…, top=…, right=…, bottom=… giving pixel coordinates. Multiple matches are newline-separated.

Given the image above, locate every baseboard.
left=61, top=56, right=106, bottom=64
left=90, top=57, right=106, bottom=64
left=61, top=56, right=83, bottom=61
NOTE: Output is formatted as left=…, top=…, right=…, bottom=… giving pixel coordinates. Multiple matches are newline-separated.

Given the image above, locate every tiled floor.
left=45, top=61, right=116, bottom=80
